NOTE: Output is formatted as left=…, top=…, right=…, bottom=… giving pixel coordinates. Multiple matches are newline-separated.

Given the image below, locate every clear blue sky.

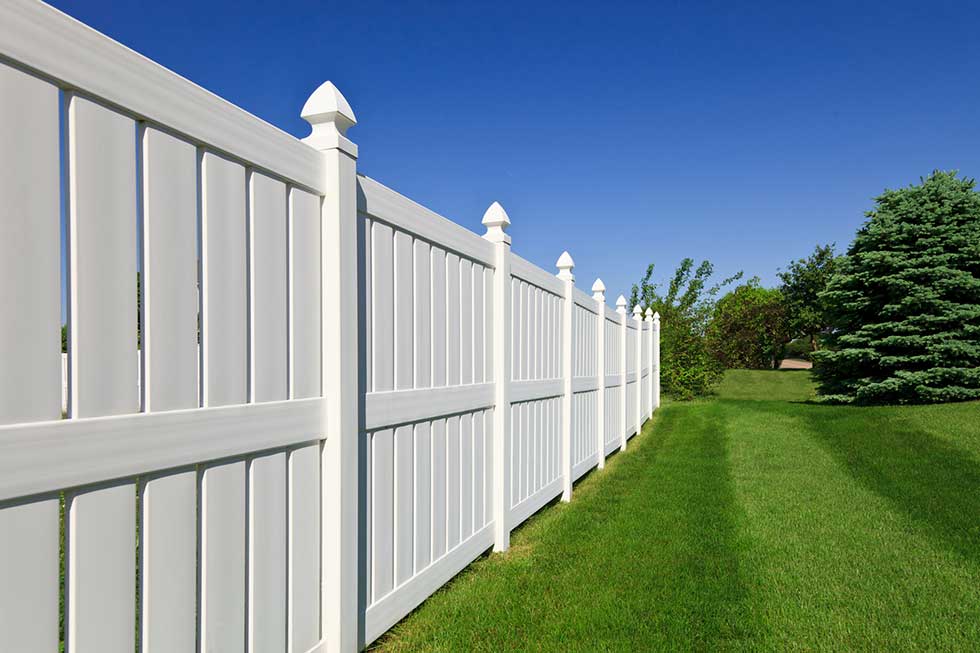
left=48, top=0, right=980, bottom=301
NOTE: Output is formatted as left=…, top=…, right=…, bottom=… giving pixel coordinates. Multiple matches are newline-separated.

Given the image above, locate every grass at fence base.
left=372, top=369, right=980, bottom=651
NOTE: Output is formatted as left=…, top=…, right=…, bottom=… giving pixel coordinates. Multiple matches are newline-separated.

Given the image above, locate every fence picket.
left=248, top=452, right=287, bottom=652
left=201, top=152, right=248, bottom=407
left=141, top=471, right=196, bottom=652
left=250, top=172, right=288, bottom=403
left=68, top=95, right=138, bottom=418
left=0, top=63, right=60, bottom=425
left=288, top=444, right=320, bottom=652
left=289, top=188, right=322, bottom=398
left=67, top=483, right=135, bottom=653
left=142, top=127, right=199, bottom=412
left=200, top=461, right=246, bottom=652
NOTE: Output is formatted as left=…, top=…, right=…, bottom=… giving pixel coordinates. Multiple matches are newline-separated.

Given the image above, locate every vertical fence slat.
left=394, top=231, right=414, bottom=391
left=68, top=484, right=135, bottom=653
left=0, top=63, right=60, bottom=425
left=371, top=428, right=394, bottom=599
left=288, top=444, right=320, bottom=653
left=447, top=415, right=461, bottom=549
left=249, top=172, right=288, bottom=403
left=0, top=500, right=59, bottom=652
left=249, top=452, right=287, bottom=653
left=414, top=421, right=432, bottom=572
left=431, top=418, right=447, bottom=560
left=484, top=268, right=494, bottom=383
left=201, top=152, right=247, bottom=407
left=394, top=424, right=414, bottom=585
left=473, top=411, right=485, bottom=529
left=372, top=222, right=394, bottom=393
left=447, top=253, right=461, bottom=386
left=460, top=259, right=473, bottom=385
left=460, top=412, right=473, bottom=540
left=362, top=215, right=373, bottom=393
left=473, top=264, right=485, bottom=383
left=68, top=95, right=138, bottom=417
left=0, top=62, right=60, bottom=653
left=289, top=188, right=322, bottom=399
left=142, top=127, right=199, bottom=412
left=414, top=241, right=432, bottom=388
left=141, top=471, right=196, bottom=653
left=431, top=247, right=447, bottom=388
left=200, top=461, right=246, bottom=652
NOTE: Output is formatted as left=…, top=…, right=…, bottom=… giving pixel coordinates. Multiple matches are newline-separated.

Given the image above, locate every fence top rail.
left=573, top=288, right=598, bottom=312
left=357, top=173, right=495, bottom=267
left=0, top=0, right=325, bottom=192
left=510, top=253, right=564, bottom=296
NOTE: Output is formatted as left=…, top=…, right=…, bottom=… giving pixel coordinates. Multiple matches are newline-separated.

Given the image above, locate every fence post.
left=483, top=201, right=512, bottom=552
left=653, top=311, right=661, bottom=410
left=633, top=304, right=643, bottom=435
left=557, top=251, right=575, bottom=502
left=592, top=279, right=606, bottom=469
left=301, top=81, right=359, bottom=652
left=616, top=295, right=628, bottom=451
left=645, top=308, right=654, bottom=419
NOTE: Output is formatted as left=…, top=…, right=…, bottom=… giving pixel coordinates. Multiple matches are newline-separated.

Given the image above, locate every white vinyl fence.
left=0, top=2, right=661, bottom=651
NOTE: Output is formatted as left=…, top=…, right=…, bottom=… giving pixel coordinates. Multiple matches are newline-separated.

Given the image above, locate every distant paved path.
left=779, top=358, right=812, bottom=369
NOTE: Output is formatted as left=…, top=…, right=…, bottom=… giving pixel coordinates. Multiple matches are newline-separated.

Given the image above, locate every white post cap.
left=633, top=304, right=643, bottom=318
left=592, top=278, right=606, bottom=301
left=653, top=311, right=661, bottom=324
left=301, top=81, right=357, bottom=154
left=616, top=295, right=628, bottom=314
left=645, top=307, right=654, bottom=319
left=556, top=251, right=575, bottom=281
left=482, top=201, right=511, bottom=245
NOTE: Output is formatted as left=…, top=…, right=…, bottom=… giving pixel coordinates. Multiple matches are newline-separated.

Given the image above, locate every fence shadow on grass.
left=801, top=407, right=980, bottom=568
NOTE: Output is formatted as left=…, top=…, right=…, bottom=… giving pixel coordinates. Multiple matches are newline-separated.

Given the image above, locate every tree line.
left=632, top=170, right=980, bottom=404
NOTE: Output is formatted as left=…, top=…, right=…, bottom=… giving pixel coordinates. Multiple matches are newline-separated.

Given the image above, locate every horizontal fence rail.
left=0, top=2, right=662, bottom=651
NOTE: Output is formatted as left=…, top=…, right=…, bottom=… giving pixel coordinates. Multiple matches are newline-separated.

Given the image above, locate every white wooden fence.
left=0, top=2, right=661, bottom=651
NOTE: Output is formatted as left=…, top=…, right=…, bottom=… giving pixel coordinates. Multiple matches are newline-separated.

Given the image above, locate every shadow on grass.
left=797, top=406, right=980, bottom=567
left=629, top=403, right=762, bottom=649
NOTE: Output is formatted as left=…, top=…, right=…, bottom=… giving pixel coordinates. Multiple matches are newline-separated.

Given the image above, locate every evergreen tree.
left=813, top=171, right=980, bottom=404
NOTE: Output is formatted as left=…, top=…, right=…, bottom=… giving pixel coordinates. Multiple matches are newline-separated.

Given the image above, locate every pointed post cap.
left=482, top=201, right=511, bottom=244
left=556, top=251, right=575, bottom=281
left=591, top=278, right=606, bottom=300
left=301, top=81, right=358, bottom=153
left=633, top=304, right=643, bottom=318
left=645, top=307, right=654, bottom=319
left=616, top=295, right=628, bottom=314
left=653, top=311, right=661, bottom=324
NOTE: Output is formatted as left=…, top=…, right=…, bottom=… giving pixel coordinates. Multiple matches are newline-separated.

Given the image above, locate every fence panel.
left=358, top=176, right=496, bottom=643
left=0, top=7, right=328, bottom=651
left=604, top=314, right=623, bottom=454
left=0, top=5, right=663, bottom=651
left=571, top=295, right=600, bottom=480
left=510, top=256, right=564, bottom=528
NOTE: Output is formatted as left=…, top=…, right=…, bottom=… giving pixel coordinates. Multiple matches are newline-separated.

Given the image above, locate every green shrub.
left=630, top=259, right=740, bottom=399
left=707, top=280, right=789, bottom=369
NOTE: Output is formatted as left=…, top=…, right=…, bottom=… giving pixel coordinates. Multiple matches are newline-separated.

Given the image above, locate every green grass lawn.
left=373, top=370, right=980, bottom=651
